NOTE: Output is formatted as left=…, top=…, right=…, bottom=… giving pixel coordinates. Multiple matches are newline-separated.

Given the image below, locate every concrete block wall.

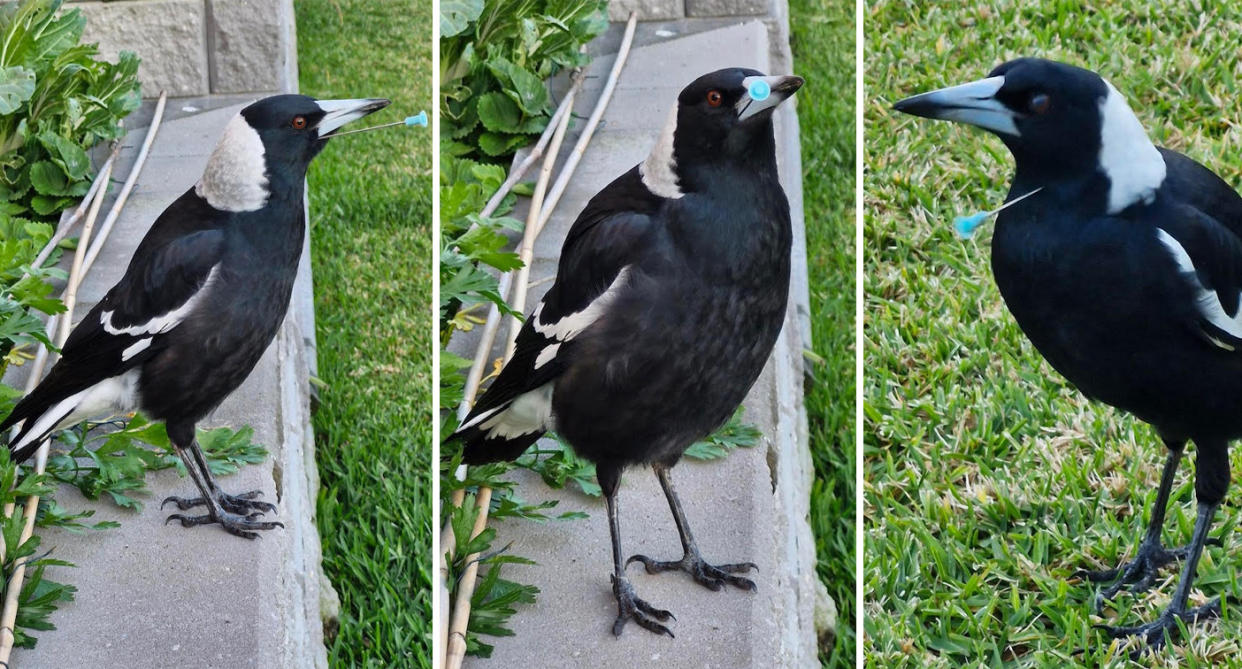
left=608, top=0, right=770, bottom=20
left=69, top=0, right=298, bottom=97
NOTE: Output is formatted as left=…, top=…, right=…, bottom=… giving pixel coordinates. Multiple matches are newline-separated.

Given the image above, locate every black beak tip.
left=778, top=76, right=805, bottom=94
left=367, top=98, right=392, bottom=113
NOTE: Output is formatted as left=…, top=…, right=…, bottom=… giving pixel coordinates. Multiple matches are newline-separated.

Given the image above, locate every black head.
left=642, top=68, right=803, bottom=197
left=240, top=94, right=390, bottom=167
left=196, top=94, right=388, bottom=212
left=893, top=58, right=1165, bottom=212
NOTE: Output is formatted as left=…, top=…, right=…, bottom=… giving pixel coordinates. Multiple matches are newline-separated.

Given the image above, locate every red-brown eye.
left=292, top=116, right=308, bottom=129
left=1029, top=93, right=1051, bottom=114
left=706, top=90, right=723, bottom=107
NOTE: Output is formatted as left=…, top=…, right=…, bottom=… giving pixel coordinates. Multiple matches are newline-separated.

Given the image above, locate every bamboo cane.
left=0, top=93, right=167, bottom=664
left=0, top=156, right=111, bottom=662
left=443, top=77, right=576, bottom=669
left=535, top=15, right=638, bottom=236
left=441, top=14, right=639, bottom=667
left=435, top=54, right=588, bottom=668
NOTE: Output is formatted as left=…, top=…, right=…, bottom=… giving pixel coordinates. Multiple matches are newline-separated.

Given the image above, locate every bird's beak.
left=315, top=98, right=391, bottom=138
left=892, top=76, right=1020, bottom=136
left=737, top=75, right=804, bottom=122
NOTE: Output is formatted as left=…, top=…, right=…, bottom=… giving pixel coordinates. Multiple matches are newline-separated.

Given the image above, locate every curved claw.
left=161, top=496, right=206, bottom=511
left=611, top=575, right=675, bottom=638
left=626, top=552, right=758, bottom=592
left=1095, top=598, right=1223, bottom=659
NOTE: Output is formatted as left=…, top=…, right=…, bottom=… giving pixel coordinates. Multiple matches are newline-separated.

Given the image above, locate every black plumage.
left=2, top=94, right=387, bottom=538
left=896, top=57, right=1242, bottom=654
left=451, top=68, right=803, bottom=635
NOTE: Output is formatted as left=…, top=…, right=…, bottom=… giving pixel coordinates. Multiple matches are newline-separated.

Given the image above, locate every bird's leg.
left=1077, top=442, right=1219, bottom=610
left=626, top=464, right=757, bottom=592
left=605, top=474, right=675, bottom=638
left=1096, top=502, right=1224, bottom=657
left=162, top=439, right=282, bottom=540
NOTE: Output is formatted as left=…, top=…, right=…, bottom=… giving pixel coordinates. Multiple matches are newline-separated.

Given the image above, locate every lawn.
left=788, top=0, right=857, bottom=666
left=296, top=1, right=433, bottom=666
left=865, top=1, right=1242, bottom=666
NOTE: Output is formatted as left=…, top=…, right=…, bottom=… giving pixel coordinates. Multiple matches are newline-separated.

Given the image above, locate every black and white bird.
left=450, top=68, right=803, bottom=636
left=1, top=94, right=387, bottom=538
left=895, top=58, right=1242, bottom=653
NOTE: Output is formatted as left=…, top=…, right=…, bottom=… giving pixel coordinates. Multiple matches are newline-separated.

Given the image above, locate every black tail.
left=450, top=423, right=545, bottom=465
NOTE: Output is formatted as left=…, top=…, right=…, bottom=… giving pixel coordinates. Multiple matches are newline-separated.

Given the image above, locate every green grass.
left=789, top=0, right=856, bottom=665
left=296, top=1, right=432, bottom=666
left=866, top=1, right=1242, bottom=666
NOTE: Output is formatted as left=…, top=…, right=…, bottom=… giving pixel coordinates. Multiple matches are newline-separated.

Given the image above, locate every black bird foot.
left=1095, top=598, right=1222, bottom=659
left=164, top=509, right=284, bottom=540
left=611, top=575, right=675, bottom=638
left=1076, top=537, right=1222, bottom=611
left=627, top=551, right=758, bottom=592
left=161, top=489, right=277, bottom=516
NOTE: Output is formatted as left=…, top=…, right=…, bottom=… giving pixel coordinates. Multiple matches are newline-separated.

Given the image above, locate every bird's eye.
left=706, top=90, right=723, bottom=107
left=1028, top=93, right=1051, bottom=115
left=291, top=116, right=308, bottom=129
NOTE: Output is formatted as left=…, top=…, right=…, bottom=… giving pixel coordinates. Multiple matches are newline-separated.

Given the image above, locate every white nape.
left=533, top=266, right=631, bottom=343
left=640, top=104, right=684, bottom=199
left=1098, top=82, right=1166, bottom=214
left=1156, top=228, right=1242, bottom=347
left=101, top=265, right=220, bottom=336
left=196, top=114, right=270, bottom=212
left=480, top=383, right=554, bottom=439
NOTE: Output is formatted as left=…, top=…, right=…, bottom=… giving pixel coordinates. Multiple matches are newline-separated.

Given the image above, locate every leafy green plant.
left=440, top=0, right=606, bottom=160
left=0, top=0, right=141, bottom=218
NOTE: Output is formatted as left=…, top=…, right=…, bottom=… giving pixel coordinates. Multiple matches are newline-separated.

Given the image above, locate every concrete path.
left=453, top=15, right=822, bottom=669
left=4, top=99, right=326, bottom=668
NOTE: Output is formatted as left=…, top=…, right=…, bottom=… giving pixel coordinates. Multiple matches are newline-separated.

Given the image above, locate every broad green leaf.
left=440, top=0, right=484, bottom=37
left=0, top=66, right=36, bottom=114
left=476, top=91, right=521, bottom=133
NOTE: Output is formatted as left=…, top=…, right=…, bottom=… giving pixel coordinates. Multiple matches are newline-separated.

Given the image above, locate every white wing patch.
left=479, top=383, right=554, bottom=439
left=1156, top=228, right=1242, bottom=346
left=195, top=114, right=270, bottom=212
left=532, top=266, right=631, bottom=343
left=1098, top=81, right=1166, bottom=214
left=121, top=338, right=152, bottom=361
left=639, top=104, right=684, bottom=199
left=101, top=265, right=219, bottom=337
left=534, top=343, right=561, bottom=370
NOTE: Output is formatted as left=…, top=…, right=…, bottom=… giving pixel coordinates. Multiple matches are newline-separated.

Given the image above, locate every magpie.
left=450, top=68, right=803, bottom=636
left=895, top=57, right=1242, bottom=654
left=1, top=94, right=388, bottom=539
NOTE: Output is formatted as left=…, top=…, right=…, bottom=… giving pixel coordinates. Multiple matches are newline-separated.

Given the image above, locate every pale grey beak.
left=315, top=98, right=391, bottom=137
left=893, top=75, right=1020, bottom=137
left=737, top=75, right=804, bottom=121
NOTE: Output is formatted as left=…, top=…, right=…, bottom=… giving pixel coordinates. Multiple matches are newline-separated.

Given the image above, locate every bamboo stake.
left=30, top=148, right=120, bottom=270
left=0, top=95, right=165, bottom=663
left=83, top=92, right=167, bottom=275
left=478, top=73, right=581, bottom=219
left=0, top=142, right=118, bottom=565
left=435, top=56, right=588, bottom=666
left=535, top=14, right=637, bottom=236
left=0, top=156, right=111, bottom=662
left=443, top=81, right=576, bottom=669
left=440, top=17, right=636, bottom=665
